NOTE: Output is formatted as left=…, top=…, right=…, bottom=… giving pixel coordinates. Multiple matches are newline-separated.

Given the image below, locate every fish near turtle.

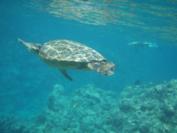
left=18, top=38, right=115, bottom=81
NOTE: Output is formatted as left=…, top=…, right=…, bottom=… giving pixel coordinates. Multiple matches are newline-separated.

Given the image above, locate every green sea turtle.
left=18, top=38, right=115, bottom=80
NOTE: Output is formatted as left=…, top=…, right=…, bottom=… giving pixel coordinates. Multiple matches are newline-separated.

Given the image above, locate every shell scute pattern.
left=39, top=40, right=105, bottom=63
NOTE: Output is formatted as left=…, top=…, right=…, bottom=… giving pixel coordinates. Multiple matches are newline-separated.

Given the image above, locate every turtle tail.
left=18, top=38, right=41, bottom=54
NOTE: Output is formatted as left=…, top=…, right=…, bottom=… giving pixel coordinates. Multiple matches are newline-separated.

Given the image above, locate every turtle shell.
left=39, top=40, right=105, bottom=63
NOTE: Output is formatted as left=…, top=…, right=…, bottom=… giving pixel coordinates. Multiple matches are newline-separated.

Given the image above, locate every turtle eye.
left=102, top=59, right=107, bottom=63
left=110, top=67, right=114, bottom=71
left=110, top=65, right=115, bottom=71
left=94, top=62, right=100, bottom=68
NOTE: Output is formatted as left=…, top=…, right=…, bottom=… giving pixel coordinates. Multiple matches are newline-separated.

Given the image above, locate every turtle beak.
left=105, top=63, right=115, bottom=76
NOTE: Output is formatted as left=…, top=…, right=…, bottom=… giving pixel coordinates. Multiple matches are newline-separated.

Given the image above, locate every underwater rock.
left=118, top=99, right=135, bottom=113
left=47, top=84, right=68, bottom=112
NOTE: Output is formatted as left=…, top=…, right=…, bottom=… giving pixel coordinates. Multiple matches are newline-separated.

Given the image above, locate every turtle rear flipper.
left=60, top=70, right=73, bottom=81
left=18, top=38, right=41, bottom=54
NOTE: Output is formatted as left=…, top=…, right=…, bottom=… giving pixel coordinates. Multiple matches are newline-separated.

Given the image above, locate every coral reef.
left=112, top=79, right=177, bottom=133
left=1, top=79, right=177, bottom=133
left=30, top=84, right=117, bottom=133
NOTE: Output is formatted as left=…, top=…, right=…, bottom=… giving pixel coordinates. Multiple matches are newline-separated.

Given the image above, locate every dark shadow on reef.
left=0, top=116, right=29, bottom=133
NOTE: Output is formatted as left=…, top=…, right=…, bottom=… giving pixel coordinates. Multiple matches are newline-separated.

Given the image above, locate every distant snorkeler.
left=128, top=41, right=159, bottom=48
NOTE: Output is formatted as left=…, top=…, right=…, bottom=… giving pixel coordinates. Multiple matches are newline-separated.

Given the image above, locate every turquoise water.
left=0, top=0, right=177, bottom=132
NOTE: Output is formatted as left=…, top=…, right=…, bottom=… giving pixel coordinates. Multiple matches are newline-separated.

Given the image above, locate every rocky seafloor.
left=1, top=79, right=177, bottom=133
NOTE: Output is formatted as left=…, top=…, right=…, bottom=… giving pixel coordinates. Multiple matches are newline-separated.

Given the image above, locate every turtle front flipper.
left=60, top=70, right=73, bottom=81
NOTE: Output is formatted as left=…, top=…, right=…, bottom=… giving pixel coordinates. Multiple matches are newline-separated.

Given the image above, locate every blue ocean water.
left=0, top=0, right=177, bottom=129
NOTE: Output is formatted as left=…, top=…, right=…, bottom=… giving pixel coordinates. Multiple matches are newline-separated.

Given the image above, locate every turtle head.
left=88, top=60, right=115, bottom=76
left=18, top=38, right=41, bottom=54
